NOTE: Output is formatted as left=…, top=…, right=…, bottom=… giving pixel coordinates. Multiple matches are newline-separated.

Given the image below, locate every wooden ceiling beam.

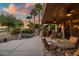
left=42, top=3, right=79, bottom=24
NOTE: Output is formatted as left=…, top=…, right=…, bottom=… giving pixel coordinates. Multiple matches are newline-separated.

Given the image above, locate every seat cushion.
left=69, top=36, right=78, bottom=44
left=49, top=44, right=56, bottom=50
left=64, top=48, right=77, bottom=56
left=73, top=48, right=79, bottom=56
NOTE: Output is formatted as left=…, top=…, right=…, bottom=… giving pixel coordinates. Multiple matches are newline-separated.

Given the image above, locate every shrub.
left=11, top=28, right=20, bottom=35
left=21, top=29, right=33, bottom=34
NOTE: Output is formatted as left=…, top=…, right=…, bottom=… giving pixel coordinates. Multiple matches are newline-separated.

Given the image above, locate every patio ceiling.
left=42, top=3, right=79, bottom=24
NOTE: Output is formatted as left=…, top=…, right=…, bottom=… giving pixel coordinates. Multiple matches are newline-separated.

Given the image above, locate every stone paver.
left=0, top=40, right=25, bottom=55
left=0, top=36, right=44, bottom=56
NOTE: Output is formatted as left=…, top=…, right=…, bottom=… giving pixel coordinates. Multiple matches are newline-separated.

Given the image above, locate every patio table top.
left=45, top=38, right=75, bottom=50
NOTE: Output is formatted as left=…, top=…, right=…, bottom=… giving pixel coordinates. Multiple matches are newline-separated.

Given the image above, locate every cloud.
left=1, top=3, right=35, bottom=20
left=8, top=4, right=17, bottom=13
left=3, top=4, right=17, bottom=14
left=24, top=3, right=35, bottom=10
left=20, top=9, right=31, bottom=15
left=25, top=3, right=34, bottom=8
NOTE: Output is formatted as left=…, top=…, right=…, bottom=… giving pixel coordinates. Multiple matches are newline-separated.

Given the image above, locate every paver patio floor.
left=0, top=36, right=44, bottom=56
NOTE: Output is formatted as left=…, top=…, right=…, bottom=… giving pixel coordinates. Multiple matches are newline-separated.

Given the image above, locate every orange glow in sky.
left=8, top=4, right=16, bottom=13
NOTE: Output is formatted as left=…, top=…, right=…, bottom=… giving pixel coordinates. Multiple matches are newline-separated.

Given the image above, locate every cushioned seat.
left=42, top=38, right=56, bottom=50
left=64, top=36, right=79, bottom=56
left=73, top=48, right=79, bottom=56
left=42, top=38, right=57, bottom=55
left=64, top=48, right=77, bottom=56
left=49, top=44, right=57, bottom=50
left=69, top=36, right=78, bottom=45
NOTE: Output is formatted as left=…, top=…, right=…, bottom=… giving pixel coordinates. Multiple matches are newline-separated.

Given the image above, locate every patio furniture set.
left=42, top=35, right=79, bottom=56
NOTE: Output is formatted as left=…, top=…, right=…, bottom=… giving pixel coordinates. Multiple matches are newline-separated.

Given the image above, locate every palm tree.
left=31, top=9, right=37, bottom=33
left=31, top=9, right=37, bottom=24
left=34, top=4, right=43, bottom=34
left=35, top=3, right=43, bottom=24
left=26, top=14, right=32, bottom=30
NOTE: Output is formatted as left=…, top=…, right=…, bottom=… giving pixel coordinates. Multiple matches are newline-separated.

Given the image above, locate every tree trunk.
left=34, top=16, right=35, bottom=24
left=38, top=14, right=41, bottom=34
left=38, top=14, right=40, bottom=24
left=29, top=19, right=30, bottom=30
left=8, top=27, right=12, bottom=33
left=33, top=16, right=35, bottom=34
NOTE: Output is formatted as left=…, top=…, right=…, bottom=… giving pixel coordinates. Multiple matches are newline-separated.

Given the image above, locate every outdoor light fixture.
left=70, top=10, right=75, bottom=13
left=66, top=13, right=72, bottom=17
left=64, top=8, right=74, bottom=17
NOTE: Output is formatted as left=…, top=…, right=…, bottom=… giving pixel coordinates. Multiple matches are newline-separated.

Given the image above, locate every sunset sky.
left=0, top=3, right=35, bottom=20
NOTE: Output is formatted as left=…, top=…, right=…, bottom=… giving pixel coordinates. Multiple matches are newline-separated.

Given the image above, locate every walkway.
left=0, top=36, right=44, bottom=56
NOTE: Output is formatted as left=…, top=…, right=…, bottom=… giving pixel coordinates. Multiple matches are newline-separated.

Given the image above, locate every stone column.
left=55, top=24, right=57, bottom=32
left=61, top=23, right=65, bottom=39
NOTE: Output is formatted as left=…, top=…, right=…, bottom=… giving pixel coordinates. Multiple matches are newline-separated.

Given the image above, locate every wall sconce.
left=66, top=13, right=72, bottom=17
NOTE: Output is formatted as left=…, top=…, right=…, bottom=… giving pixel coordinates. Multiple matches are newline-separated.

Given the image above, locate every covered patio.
left=41, top=3, right=79, bottom=56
